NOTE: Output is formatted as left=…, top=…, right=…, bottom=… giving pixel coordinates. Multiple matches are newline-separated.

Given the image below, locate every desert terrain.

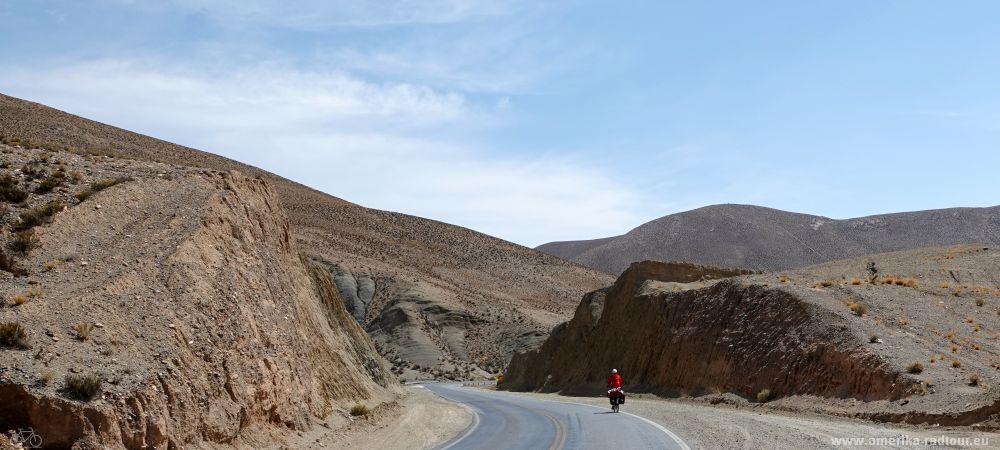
left=505, top=244, right=1000, bottom=429
left=539, top=203, right=1000, bottom=274
left=0, top=93, right=614, bottom=381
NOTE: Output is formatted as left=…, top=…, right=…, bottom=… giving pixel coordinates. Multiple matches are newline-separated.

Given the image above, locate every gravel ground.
left=500, top=390, right=1000, bottom=449
left=281, top=386, right=471, bottom=450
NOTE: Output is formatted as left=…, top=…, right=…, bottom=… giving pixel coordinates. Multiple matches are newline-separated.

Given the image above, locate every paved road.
left=425, top=383, right=690, bottom=450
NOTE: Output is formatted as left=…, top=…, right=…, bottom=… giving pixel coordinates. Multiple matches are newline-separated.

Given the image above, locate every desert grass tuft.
left=907, top=362, right=924, bottom=374
left=64, top=374, right=102, bottom=400
left=756, top=388, right=772, bottom=403
left=349, top=404, right=370, bottom=416
left=0, top=322, right=29, bottom=348
left=72, top=322, right=95, bottom=341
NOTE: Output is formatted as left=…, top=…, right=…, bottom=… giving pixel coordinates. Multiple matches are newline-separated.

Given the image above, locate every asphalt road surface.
left=425, top=383, right=690, bottom=450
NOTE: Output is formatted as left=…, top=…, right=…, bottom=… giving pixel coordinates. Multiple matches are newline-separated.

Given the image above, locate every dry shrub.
left=11, top=294, right=27, bottom=306
left=952, top=344, right=960, bottom=353
left=952, top=359, right=962, bottom=368
left=35, top=170, right=65, bottom=193
left=0, top=248, right=27, bottom=277
left=847, top=299, right=868, bottom=316
left=969, top=374, right=980, bottom=386
left=778, top=275, right=788, bottom=283
left=43, top=260, right=62, bottom=271
left=14, top=199, right=65, bottom=231
left=64, top=374, right=102, bottom=400
left=899, top=319, right=909, bottom=326
left=72, top=322, right=95, bottom=341
left=939, top=282, right=951, bottom=289
left=820, top=280, right=835, bottom=287
left=850, top=278, right=862, bottom=285
left=756, top=388, right=772, bottom=403
left=976, top=298, right=985, bottom=307
left=973, top=343, right=982, bottom=351
left=944, top=331, right=955, bottom=339
left=0, top=322, right=28, bottom=348
left=907, top=362, right=924, bottom=374
left=0, top=174, right=28, bottom=203
left=9, top=230, right=39, bottom=254
left=349, top=404, right=370, bottom=416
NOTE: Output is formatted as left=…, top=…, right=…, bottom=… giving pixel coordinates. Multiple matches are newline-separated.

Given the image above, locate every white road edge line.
left=429, top=389, right=480, bottom=450
left=548, top=399, right=692, bottom=450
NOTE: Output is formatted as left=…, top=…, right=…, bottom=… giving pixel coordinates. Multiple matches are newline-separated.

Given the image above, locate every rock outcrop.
left=503, top=261, right=909, bottom=401
left=0, top=152, right=394, bottom=449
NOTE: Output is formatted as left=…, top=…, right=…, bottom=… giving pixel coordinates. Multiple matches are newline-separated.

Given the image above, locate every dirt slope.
left=0, top=93, right=614, bottom=378
left=504, top=245, right=1000, bottom=427
left=538, top=203, right=1000, bottom=274
left=0, top=147, right=394, bottom=449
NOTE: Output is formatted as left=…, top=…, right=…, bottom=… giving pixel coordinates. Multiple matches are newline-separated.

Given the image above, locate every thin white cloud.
left=0, top=59, right=642, bottom=246
left=111, top=0, right=524, bottom=28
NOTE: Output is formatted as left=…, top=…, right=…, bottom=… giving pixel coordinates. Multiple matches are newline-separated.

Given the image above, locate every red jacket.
left=608, top=373, right=622, bottom=388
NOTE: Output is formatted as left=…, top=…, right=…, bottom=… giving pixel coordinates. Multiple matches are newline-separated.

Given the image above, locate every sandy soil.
left=278, top=386, right=471, bottom=450
left=498, top=389, right=1000, bottom=449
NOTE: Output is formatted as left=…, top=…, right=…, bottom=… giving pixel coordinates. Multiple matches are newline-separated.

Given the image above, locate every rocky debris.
left=504, top=247, right=1000, bottom=427
left=538, top=203, right=1000, bottom=274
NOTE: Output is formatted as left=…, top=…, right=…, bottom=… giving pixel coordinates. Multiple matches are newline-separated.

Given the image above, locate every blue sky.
left=1, top=1, right=998, bottom=246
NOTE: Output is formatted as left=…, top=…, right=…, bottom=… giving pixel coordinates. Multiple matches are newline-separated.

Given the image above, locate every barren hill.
left=0, top=93, right=614, bottom=379
left=503, top=245, right=1000, bottom=427
left=538, top=204, right=1000, bottom=274
left=0, top=147, right=394, bottom=448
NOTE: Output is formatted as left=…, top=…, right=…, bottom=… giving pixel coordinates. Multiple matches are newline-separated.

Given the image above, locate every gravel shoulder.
left=495, top=389, right=1000, bottom=449
left=283, top=386, right=472, bottom=450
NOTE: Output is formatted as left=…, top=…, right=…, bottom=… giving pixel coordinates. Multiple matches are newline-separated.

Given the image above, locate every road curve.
left=425, top=383, right=689, bottom=450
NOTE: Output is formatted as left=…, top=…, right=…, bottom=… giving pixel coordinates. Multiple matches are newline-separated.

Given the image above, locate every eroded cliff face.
left=503, top=261, right=910, bottom=402
left=0, top=162, right=394, bottom=449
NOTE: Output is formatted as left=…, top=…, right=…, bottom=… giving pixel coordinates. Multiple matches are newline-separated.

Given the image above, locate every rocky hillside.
left=0, top=147, right=394, bottom=449
left=0, top=93, right=614, bottom=379
left=538, top=203, right=1000, bottom=274
left=504, top=246, right=1000, bottom=427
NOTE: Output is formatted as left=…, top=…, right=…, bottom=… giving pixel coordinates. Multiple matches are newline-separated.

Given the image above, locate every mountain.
left=504, top=245, right=1000, bottom=427
left=537, top=204, right=1000, bottom=274
left=0, top=93, right=613, bottom=379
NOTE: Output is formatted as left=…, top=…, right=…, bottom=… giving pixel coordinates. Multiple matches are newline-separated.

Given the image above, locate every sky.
left=1, top=1, right=998, bottom=247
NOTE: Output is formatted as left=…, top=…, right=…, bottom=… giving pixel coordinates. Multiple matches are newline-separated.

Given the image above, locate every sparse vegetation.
left=820, top=280, right=834, bottom=287
left=850, top=277, right=862, bottom=285
left=951, top=344, right=960, bottom=353
left=0, top=322, right=29, bottom=348
left=0, top=174, right=28, bottom=203
left=11, top=294, right=27, bottom=306
left=38, top=368, right=56, bottom=385
left=778, top=275, right=788, bottom=283
left=756, top=388, right=772, bottom=403
left=9, top=229, right=39, bottom=254
left=43, top=259, right=63, bottom=271
left=939, top=282, right=951, bottom=289
left=952, top=359, right=962, bottom=368
left=349, top=404, right=370, bottom=416
left=64, top=374, right=102, bottom=400
left=976, top=298, right=985, bottom=307
left=869, top=335, right=879, bottom=343
left=75, top=176, right=132, bottom=202
left=847, top=299, right=868, bottom=316
left=907, top=362, right=924, bottom=374
left=969, top=374, right=980, bottom=386
left=0, top=248, right=27, bottom=276
left=899, top=319, right=909, bottom=326
left=35, top=170, right=65, bottom=193
left=13, top=199, right=65, bottom=230
left=72, top=322, right=95, bottom=341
